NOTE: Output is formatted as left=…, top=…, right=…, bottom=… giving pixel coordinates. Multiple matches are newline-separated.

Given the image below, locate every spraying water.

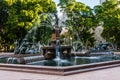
left=54, top=40, right=61, bottom=66
left=14, top=13, right=58, bottom=54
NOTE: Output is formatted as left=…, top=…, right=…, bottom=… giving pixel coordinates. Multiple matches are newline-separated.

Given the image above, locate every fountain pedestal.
left=42, top=27, right=72, bottom=59
left=42, top=46, right=72, bottom=59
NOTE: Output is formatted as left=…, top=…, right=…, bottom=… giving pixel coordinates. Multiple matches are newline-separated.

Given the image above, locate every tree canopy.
left=94, top=0, right=120, bottom=48
left=1, top=0, right=120, bottom=51
left=0, top=0, right=56, bottom=51
left=59, top=0, right=96, bottom=48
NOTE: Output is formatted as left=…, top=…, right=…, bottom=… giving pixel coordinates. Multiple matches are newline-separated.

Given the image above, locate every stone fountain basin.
left=0, top=53, right=45, bottom=64
left=0, top=60, right=120, bottom=76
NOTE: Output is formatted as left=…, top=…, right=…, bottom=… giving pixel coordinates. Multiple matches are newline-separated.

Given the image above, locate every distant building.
left=100, top=0, right=106, bottom=5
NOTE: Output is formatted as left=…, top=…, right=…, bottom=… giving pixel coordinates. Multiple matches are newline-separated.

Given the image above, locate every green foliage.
left=0, top=0, right=56, bottom=51
left=3, top=0, right=120, bottom=51
left=94, top=0, right=120, bottom=48
left=59, top=0, right=96, bottom=48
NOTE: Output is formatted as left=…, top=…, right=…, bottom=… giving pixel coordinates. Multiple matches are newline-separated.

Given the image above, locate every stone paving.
left=0, top=66, right=120, bottom=80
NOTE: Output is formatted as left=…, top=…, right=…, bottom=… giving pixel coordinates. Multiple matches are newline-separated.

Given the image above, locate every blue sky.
left=53, top=0, right=100, bottom=8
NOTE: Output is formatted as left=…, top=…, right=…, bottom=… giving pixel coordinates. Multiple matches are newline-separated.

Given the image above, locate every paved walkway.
left=0, top=66, right=120, bottom=80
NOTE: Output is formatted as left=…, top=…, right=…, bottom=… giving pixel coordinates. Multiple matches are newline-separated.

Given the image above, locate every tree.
left=0, top=0, right=56, bottom=51
left=59, top=0, right=96, bottom=49
left=94, top=0, right=120, bottom=48
left=0, top=0, right=9, bottom=51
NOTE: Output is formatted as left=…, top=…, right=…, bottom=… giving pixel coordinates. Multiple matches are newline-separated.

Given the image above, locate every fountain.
left=90, top=41, right=114, bottom=56
left=0, top=12, right=120, bottom=76
left=42, top=26, right=72, bottom=60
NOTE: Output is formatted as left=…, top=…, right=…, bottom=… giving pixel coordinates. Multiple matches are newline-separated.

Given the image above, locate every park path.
left=0, top=66, right=120, bottom=80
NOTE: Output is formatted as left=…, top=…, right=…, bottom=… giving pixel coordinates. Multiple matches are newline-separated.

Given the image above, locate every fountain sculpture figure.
left=14, top=39, right=41, bottom=54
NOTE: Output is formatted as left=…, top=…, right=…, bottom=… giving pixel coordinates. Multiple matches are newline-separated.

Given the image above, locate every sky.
left=53, top=0, right=100, bottom=8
